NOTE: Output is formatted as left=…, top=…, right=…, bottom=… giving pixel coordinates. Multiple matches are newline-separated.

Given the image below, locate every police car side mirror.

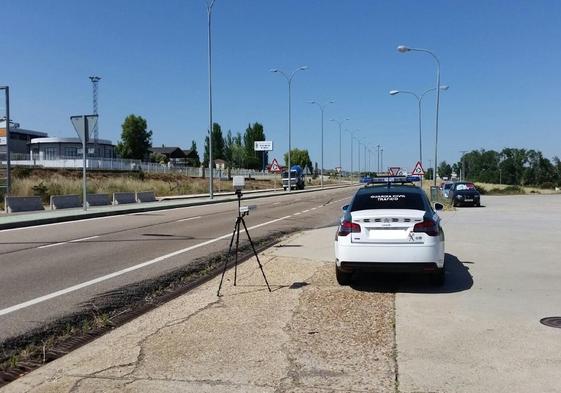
left=434, top=203, right=444, bottom=211
left=341, top=204, right=349, bottom=211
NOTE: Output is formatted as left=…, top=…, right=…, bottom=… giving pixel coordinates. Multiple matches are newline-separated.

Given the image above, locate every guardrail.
left=5, top=196, right=44, bottom=213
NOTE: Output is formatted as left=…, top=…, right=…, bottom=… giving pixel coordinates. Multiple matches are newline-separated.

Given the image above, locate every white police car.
left=334, top=177, right=445, bottom=285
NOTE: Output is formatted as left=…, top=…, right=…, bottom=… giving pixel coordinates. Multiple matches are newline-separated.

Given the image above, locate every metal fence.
left=3, top=154, right=276, bottom=179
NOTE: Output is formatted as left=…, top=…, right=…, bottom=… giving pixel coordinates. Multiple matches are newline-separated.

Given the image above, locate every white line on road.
left=175, top=216, right=202, bottom=223
left=0, top=216, right=292, bottom=317
left=302, top=210, right=310, bottom=213
left=37, top=236, right=100, bottom=249
left=70, top=236, right=100, bottom=243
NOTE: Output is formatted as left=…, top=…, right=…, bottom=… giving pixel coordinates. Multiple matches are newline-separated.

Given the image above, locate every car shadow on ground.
left=350, top=253, right=473, bottom=294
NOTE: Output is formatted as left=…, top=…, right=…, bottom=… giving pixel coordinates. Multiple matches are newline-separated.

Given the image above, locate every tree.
left=243, top=122, right=267, bottom=170
left=437, top=161, right=452, bottom=179
left=425, top=167, right=434, bottom=180
left=203, top=123, right=225, bottom=166
left=116, top=115, right=152, bottom=159
left=284, top=148, right=313, bottom=174
left=150, top=152, right=168, bottom=164
left=231, top=132, right=246, bottom=169
left=190, top=140, right=200, bottom=166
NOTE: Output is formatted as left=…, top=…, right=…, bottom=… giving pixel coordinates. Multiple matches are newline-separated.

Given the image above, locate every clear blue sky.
left=2, top=0, right=560, bottom=171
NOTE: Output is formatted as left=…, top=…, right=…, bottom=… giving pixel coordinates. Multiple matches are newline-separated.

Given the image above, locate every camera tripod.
left=217, top=190, right=271, bottom=296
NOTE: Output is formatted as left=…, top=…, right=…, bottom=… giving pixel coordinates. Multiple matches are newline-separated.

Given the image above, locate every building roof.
left=149, top=147, right=186, bottom=158
left=0, top=120, right=48, bottom=137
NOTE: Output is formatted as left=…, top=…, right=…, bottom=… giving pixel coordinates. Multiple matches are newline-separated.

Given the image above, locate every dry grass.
left=7, top=168, right=337, bottom=202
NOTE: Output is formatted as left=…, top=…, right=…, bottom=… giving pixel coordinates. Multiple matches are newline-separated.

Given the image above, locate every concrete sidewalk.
left=1, top=227, right=395, bottom=393
left=0, top=185, right=350, bottom=230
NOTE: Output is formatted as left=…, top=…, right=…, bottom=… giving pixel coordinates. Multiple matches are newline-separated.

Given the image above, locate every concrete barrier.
left=113, top=192, right=136, bottom=205
left=50, top=194, right=82, bottom=210
left=5, top=196, right=45, bottom=213
left=87, top=194, right=112, bottom=207
left=136, top=191, right=157, bottom=203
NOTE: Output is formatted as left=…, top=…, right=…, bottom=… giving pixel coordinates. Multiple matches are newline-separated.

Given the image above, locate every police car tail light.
left=413, top=220, right=439, bottom=236
left=338, top=220, right=361, bottom=236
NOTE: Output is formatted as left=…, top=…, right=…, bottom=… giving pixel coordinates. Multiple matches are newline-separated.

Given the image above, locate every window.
left=64, top=147, right=78, bottom=157
left=45, top=147, right=57, bottom=160
left=351, top=191, right=425, bottom=211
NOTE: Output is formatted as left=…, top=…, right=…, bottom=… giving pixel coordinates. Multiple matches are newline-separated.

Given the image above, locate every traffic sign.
left=71, top=115, right=98, bottom=143
left=254, top=141, right=273, bottom=151
left=412, top=161, right=425, bottom=176
left=270, top=158, right=281, bottom=173
left=388, top=167, right=400, bottom=176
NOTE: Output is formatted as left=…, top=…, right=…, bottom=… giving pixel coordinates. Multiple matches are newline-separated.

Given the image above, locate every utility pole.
left=459, top=150, right=467, bottom=181
left=89, top=76, right=101, bottom=156
left=376, top=144, right=381, bottom=173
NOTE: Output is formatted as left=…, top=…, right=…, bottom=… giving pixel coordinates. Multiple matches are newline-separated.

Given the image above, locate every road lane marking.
left=175, top=216, right=202, bottom=223
left=0, top=215, right=291, bottom=317
left=69, top=236, right=99, bottom=243
left=302, top=210, right=310, bottom=213
left=294, top=212, right=301, bottom=216
left=37, top=236, right=100, bottom=249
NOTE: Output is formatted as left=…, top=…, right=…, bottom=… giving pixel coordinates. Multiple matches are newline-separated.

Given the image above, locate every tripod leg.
left=241, top=218, right=272, bottom=292
left=217, top=217, right=240, bottom=296
left=234, top=218, right=241, bottom=286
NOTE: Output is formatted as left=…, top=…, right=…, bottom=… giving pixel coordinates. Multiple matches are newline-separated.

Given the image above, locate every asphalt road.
left=0, top=187, right=356, bottom=341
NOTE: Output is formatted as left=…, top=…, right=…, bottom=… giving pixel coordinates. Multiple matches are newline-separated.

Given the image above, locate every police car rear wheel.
left=336, top=265, right=352, bottom=285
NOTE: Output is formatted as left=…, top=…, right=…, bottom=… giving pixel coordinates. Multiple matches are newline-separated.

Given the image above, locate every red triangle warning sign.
left=270, top=158, right=281, bottom=173
left=412, top=161, right=425, bottom=176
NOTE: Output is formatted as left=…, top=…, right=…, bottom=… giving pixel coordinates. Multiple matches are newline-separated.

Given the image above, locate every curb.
left=0, top=184, right=353, bottom=230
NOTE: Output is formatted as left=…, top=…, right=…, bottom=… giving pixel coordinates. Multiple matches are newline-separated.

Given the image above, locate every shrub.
left=540, top=182, right=555, bottom=189
left=474, top=184, right=488, bottom=195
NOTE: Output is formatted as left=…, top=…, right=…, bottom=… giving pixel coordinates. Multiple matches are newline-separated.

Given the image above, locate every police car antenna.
left=217, top=176, right=271, bottom=296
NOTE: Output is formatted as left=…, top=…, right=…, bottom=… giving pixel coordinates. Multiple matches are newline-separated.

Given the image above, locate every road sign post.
left=411, top=161, right=425, bottom=186
left=270, top=158, right=281, bottom=190
left=254, top=141, right=273, bottom=173
left=71, top=115, right=98, bottom=211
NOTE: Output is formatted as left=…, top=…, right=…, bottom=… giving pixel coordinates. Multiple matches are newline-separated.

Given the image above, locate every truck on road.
left=282, top=165, right=305, bottom=191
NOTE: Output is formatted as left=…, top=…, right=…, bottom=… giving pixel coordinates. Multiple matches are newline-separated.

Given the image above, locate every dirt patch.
left=279, top=264, right=396, bottom=392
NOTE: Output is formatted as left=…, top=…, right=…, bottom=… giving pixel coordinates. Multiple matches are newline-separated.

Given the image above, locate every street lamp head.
left=389, top=90, right=400, bottom=96
left=440, top=85, right=450, bottom=91
left=329, top=100, right=335, bottom=104
left=397, top=45, right=411, bottom=53
left=307, top=100, right=317, bottom=104
left=299, top=66, right=309, bottom=71
left=269, top=68, right=279, bottom=73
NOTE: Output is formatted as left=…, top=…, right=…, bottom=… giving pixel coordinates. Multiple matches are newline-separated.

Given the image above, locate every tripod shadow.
left=350, top=253, right=473, bottom=294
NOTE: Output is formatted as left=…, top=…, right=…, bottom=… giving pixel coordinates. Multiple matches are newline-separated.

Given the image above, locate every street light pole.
left=398, top=45, right=442, bottom=187
left=206, top=0, right=216, bottom=199
left=330, top=118, right=350, bottom=183
left=459, top=150, right=467, bottom=181
left=376, top=144, right=380, bottom=173
left=1, top=87, right=10, bottom=193
left=389, top=85, right=449, bottom=170
left=345, top=129, right=355, bottom=184
left=381, top=147, right=384, bottom=173
left=271, top=66, right=308, bottom=192
left=308, top=100, right=334, bottom=188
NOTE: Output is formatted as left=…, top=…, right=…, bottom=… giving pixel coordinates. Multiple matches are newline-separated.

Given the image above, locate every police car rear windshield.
left=351, top=191, right=425, bottom=211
